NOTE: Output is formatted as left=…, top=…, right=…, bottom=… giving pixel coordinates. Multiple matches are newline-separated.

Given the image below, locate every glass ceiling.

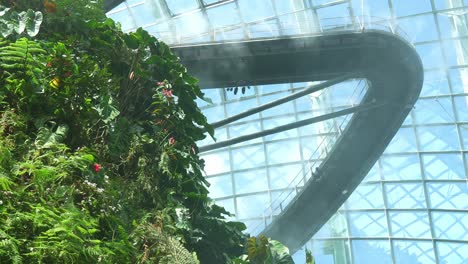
left=106, top=0, right=400, bottom=45
left=107, top=1, right=468, bottom=263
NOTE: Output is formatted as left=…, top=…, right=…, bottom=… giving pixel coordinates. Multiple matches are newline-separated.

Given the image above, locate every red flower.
left=162, top=89, right=173, bottom=98
left=169, top=137, right=176, bottom=145
left=93, top=163, right=101, bottom=173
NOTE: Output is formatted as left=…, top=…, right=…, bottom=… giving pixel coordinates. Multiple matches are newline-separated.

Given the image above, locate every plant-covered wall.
left=0, top=0, right=250, bottom=263
left=0, top=1, right=301, bottom=263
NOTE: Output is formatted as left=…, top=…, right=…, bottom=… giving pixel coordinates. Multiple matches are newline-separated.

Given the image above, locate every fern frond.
left=0, top=38, right=45, bottom=84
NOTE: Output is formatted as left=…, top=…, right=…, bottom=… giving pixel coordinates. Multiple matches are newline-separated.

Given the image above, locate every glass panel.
left=363, top=162, right=381, bottom=182
left=436, top=242, right=468, bottom=264
left=392, top=0, right=432, bottom=17
left=300, top=135, right=326, bottom=159
left=310, top=239, right=352, bottom=264
left=201, top=150, right=231, bottom=175
left=207, top=174, right=233, bottom=198
left=413, top=97, right=455, bottom=124
left=315, top=212, right=349, bottom=238
left=443, top=39, right=467, bottom=67
left=415, top=43, right=445, bottom=69
left=317, top=4, right=352, bottom=30
left=384, top=128, right=418, bottom=153
left=270, top=189, right=297, bottom=214
left=214, top=198, right=236, bottom=218
left=420, top=70, right=451, bottom=97
left=202, top=105, right=225, bottom=122
left=454, top=95, right=468, bottom=122
left=417, top=125, right=460, bottom=152
left=108, top=9, right=136, bottom=31
left=422, top=153, right=466, bottom=180
left=259, top=91, right=295, bottom=118
left=228, top=122, right=263, bottom=146
left=347, top=184, right=384, bottom=209
left=232, top=144, right=266, bottom=170
left=266, top=140, right=301, bottom=165
left=268, top=163, right=303, bottom=190
left=396, top=14, right=438, bottom=42
left=237, top=0, right=275, bottom=23
left=380, top=154, right=421, bottom=181
left=131, top=1, right=164, bottom=25
left=393, top=240, right=436, bottom=264
left=173, top=11, right=209, bottom=38
left=432, top=211, right=468, bottom=241
left=249, top=21, right=280, bottom=38
left=236, top=193, right=270, bottom=219
left=215, top=27, right=245, bottom=41
left=351, top=240, right=392, bottom=264
left=206, top=3, right=240, bottom=28
left=243, top=218, right=265, bottom=236
left=449, top=68, right=468, bottom=94
left=389, top=211, right=432, bottom=238
left=460, top=124, right=468, bottom=150
left=427, top=182, right=468, bottom=209
left=197, top=88, right=222, bottom=107
left=274, top=0, right=306, bottom=15
left=262, top=116, right=299, bottom=141
left=351, top=0, right=391, bottom=19
left=225, top=98, right=259, bottom=123
left=385, top=183, right=427, bottom=209
left=234, top=169, right=269, bottom=195
left=199, top=127, right=227, bottom=146
left=166, top=0, right=199, bottom=14
left=348, top=211, right=388, bottom=237
left=258, top=83, right=291, bottom=95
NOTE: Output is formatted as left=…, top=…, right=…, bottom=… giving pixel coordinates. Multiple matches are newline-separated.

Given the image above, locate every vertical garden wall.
left=0, top=0, right=249, bottom=262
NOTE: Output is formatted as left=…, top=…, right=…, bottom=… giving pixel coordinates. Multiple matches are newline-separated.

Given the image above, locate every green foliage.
left=0, top=0, right=247, bottom=263
left=232, top=235, right=295, bottom=264
left=0, top=5, right=43, bottom=38
left=305, top=249, right=316, bottom=264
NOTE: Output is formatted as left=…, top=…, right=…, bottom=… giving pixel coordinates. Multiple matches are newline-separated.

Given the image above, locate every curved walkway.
left=173, top=30, right=423, bottom=253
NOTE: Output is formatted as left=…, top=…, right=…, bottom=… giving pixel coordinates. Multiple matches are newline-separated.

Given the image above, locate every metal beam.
left=210, top=74, right=354, bottom=129
left=199, top=102, right=381, bottom=153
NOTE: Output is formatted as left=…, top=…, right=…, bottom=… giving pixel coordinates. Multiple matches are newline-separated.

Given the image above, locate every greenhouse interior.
left=1, top=0, right=468, bottom=263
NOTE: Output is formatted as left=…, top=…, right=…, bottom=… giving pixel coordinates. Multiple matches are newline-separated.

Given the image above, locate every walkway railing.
left=247, top=79, right=368, bottom=236
left=160, top=15, right=411, bottom=47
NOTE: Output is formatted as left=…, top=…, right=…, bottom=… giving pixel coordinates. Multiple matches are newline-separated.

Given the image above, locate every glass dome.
left=107, top=1, right=468, bottom=263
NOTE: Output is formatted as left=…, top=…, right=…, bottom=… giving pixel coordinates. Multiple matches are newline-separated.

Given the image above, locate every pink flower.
left=93, top=163, right=101, bottom=173
left=156, top=81, right=165, bottom=86
left=162, top=89, right=173, bottom=98
left=168, top=137, right=176, bottom=145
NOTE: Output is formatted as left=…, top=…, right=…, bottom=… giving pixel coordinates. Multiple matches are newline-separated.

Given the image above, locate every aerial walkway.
left=172, top=29, right=423, bottom=253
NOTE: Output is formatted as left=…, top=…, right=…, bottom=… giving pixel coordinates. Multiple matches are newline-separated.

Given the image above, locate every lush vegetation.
left=0, top=1, right=303, bottom=263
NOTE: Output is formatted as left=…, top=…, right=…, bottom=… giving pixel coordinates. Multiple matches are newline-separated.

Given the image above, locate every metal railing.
left=153, top=15, right=411, bottom=46
left=247, top=79, right=368, bottom=236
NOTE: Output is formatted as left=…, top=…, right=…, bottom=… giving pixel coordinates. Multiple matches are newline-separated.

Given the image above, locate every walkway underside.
left=172, top=31, right=423, bottom=253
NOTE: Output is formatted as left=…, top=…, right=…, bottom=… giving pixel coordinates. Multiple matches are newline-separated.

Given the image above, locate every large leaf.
left=34, top=124, right=69, bottom=148
left=25, top=10, right=43, bottom=37
left=93, top=95, right=120, bottom=124
left=0, top=5, right=10, bottom=16
left=0, top=19, right=14, bottom=38
left=14, top=11, right=26, bottom=34
left=268, top=240, right=294, bottom=264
